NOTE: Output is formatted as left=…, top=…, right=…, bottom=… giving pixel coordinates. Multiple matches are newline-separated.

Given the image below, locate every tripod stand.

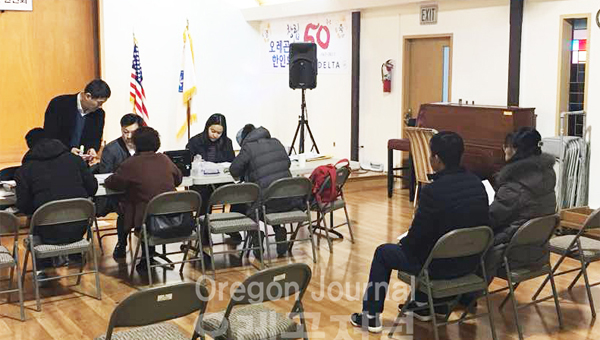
left=289, top=88, right=319, bottom=155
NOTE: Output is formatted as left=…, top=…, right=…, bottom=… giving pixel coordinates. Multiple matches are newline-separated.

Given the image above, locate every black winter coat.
left=229, top=127, right=298, bottom=214
left=15, top=139, right=98, bottom=244
left=43, top=94, right=105, bottom=151
left=400, top=167, right=489, bottom=278
left=486, top=153, right=557, bottom=272
left=186, top=132, right=235, bottom=163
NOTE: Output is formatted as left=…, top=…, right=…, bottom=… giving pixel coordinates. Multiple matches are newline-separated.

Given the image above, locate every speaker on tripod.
left=288, top=42, right=319, bottom=155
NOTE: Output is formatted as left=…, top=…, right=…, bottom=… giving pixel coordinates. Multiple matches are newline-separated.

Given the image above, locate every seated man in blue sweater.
left=350, top=131, right=489, bottom=333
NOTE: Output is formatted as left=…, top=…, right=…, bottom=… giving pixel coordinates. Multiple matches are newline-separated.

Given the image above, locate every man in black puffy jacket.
left=15, top=128, right=98, bottom=278
left=230, top=125, right=296, bottom=256
left=350, top=131, right=489, bottom=333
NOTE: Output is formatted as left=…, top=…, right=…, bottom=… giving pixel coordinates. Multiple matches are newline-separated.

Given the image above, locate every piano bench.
left=387, top=138, right=414, bottom=199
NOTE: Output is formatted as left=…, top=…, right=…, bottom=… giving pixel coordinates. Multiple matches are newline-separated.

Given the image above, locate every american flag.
left=130, top=41, right=149, bottom=120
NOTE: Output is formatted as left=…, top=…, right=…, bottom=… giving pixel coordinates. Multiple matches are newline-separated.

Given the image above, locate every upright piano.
left=416, top=103, right=536, bottom=180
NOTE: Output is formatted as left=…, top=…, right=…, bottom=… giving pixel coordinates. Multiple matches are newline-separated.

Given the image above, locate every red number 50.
left=304, top=23, right=330, bottom=49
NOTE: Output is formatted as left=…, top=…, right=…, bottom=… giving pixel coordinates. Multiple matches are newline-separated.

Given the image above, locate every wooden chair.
left=404, top=127, right=437, bottom=206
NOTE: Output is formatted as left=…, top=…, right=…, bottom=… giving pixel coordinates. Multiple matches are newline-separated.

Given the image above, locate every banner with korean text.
left=260, top=12, right=351, bottom=74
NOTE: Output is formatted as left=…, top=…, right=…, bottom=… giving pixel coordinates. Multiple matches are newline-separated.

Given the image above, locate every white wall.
left=359, top=2, right=510, bottom=166
left=520, top=0, right=600, bottom=206
left=100, top=0, right=262, bottom=151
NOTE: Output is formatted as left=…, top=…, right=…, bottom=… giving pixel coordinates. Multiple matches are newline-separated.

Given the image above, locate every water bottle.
left=192, top=155, right=202, bottom=177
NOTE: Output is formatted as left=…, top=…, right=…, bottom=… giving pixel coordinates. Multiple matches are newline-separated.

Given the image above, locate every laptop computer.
left=164, top=150, right=192, bottom=177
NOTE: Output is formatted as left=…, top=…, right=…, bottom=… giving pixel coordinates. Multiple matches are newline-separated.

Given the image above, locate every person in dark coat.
left=350, top=131, right=489, bottom=333
left=186, top=114, right=241, bottom=245
left=15, top=128, right=98, bottom=279
left=186, top=113, right=235, bottom=163
left=96, top=113, right=144, bottom=259
left=43, top=79, right=111, bottom=161
left=104, top=127, right=183, bottom=272
left=230, top=124, right=299, bottom=256
left=487, top=127, right=557, bottom=274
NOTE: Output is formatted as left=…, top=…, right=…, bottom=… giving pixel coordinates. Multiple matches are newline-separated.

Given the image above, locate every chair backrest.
left=335, top=166, right=351, bottom=190
left=505, top=214, right=560, bottom=253
left=208, top=183, right=260, bottom=210
left=144, top=190, right=202, bottom=218
left=104, top=282, right=209, bottom=338
left=582, top=207, right=600, bottom=231
left=224, top=263, right=312, bottom=315
left=0, top=211, right=19, bottom=240
left=263, top=177, right=312, bottom=203
left=30, top=198, right=95, bottom=231
left=405, top=127, right=437, bottom=184
left=425, top=226, right=494, bottom=263
left=0, top=166, right=19, bottom=181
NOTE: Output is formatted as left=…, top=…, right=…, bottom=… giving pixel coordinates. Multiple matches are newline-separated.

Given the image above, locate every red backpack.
left=309, top=159, right=349, bottom=204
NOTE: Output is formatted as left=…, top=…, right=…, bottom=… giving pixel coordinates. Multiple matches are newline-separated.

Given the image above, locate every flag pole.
left=187, top=103, right=191, bottom=140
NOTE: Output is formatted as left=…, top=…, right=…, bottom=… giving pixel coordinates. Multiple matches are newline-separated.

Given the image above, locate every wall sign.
left=420, top=4, right=438, bottom=25
left=260, top=12, right=351, bottom=73
left=0, top=0, right=32, bottom=11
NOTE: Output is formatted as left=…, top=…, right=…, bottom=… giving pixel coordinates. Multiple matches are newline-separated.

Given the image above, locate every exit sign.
left=420, top=4, right=438, bottom=25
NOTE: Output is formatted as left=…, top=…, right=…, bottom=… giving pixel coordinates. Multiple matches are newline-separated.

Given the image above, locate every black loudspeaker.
left=289, top=42, right=317, bottom=89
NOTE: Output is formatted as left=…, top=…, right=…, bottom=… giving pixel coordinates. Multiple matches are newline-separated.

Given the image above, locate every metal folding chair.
left=532, top=208, right=600, bottom=318
left=129, top=190, right=203, bottom=287
left=389, top=226, right=497, bottom=340
left=21, top=198, right=101, bottom=312
left=491, top=214, right=563, bottom=340
left=96, top=282, right=209, bottom=340
left=0, top=212, right=25, bottom=321
left=262, top=177, right=316, bottom=264
left=202, top=183, right=263, bottom=277
left=193, top=263, right=312, bottom=340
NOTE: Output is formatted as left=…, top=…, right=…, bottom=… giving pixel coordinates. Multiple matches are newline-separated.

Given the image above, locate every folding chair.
left=193, top=263, right=312, bottom=340
left=0, top=212, right=25, bottom=321
left=311, top=165, right=354, bottom=252
left=262, top=177, right=316, bottom=264
left=96, top=282, right=209, bottom=340
left=129, top=190, right=203, bottom=287
left=21, top=198, right=101, bottom=312
left=532, top=207, right=600, bottom=318
left=202, top=183, right=264, bottom=277
left=389, top=226, right=497, bottom=340
left=491, top=214, right=563, bottom=340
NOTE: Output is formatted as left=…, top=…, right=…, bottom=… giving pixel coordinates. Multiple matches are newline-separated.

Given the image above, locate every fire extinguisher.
left=381, top=60, right=393, bottom=93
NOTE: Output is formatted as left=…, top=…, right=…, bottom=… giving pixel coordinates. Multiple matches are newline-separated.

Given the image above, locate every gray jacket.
left=96, top=138, right=131, bottom=216
left=487, top=153, right=557, bottom=272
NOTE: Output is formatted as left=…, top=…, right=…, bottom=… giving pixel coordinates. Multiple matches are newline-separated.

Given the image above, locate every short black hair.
left=504, top=132, right=514, bottom=147
left=120, top=113, right=144, bottom=127
left=84, top=79, right=111, bottom=99
left=509, top=127, right=542, bottom=163
left=132, top=126, right=160, bottom=152
left=241, top=124, right=255, bottom=142
left=25, top=128, right=46, bottom=149
left=429, top=131, right=464, bottom=168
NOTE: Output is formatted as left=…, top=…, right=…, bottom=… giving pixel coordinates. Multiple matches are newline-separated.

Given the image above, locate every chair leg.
left=7, top=267, right=14, bottom=303
left=388, top=148, right=394, bottom=198
left=94, top=218, right=105, bottom=255
left=426, top=282, right=440, bottom=340
left=143, top=239, right=153, bottom=287
left=579, top=257, right=596, bottom=319
left=30, top=250, right=41, bottom=312
left=76, top=252, right=85, bottom=285
left=507, top=276, right=524, bottom=340
left=484, top=287, right=498, bottom=340
left=321, top=213, right=333, bottom=253
left=499, top=283, right=519, bottom=310
left=207, top=231, right=216, bottom=279
left=307, top=221, right=317, bottom=263
left=343, top=205, right=354, bottom=243
left=21, top=248, right=30, bottom=290
left=89, top=239, right=102, bottom=300
left=532, top=254, right=567, bottom=300
left=15, top=260, right=25, bottom=321
left=413, top=183, right=420, bottom=208
left=180, top=241, right=190, bottom=274
left=129, top=239, right=141, bottom=279
left=548, top=269, right=564, bottom=327
left=568, top=264, right=588, bottom=291
left=263, top=223, right=273, bottom=266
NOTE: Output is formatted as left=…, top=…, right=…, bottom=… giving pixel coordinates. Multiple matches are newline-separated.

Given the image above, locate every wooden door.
left=0, top=0, right=99, bottom=166
left=402, top=36, right=452, bottom=127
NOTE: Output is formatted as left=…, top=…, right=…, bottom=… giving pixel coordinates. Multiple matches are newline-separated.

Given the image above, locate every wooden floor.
left=1, top=178, right=599, bottom=339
